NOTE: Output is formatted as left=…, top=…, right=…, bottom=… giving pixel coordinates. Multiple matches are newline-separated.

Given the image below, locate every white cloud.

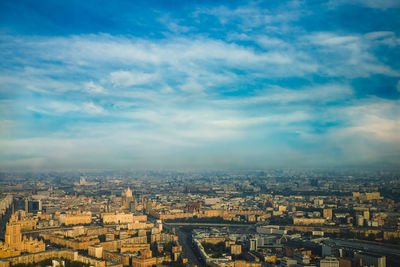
left=345, top=115, right=400, bottom=142
left=1, top=4, right=399, bottom=169
left=340, top=100, right=400, bottom=142
left=27, top=101, right=80, bottom=114
left=329, top=0, right=400, bottom=10
left=256, top=36, right=286, bottom=48
left=158, top=15, right=192, bottom=33
left=215, top=84, right=353, bottom=106
left=27, top=101, right=104, bottom=115
left=83, top=81, right=106, bottom=94
left=364, top=31, right=394, bottom=40
left=308, top=33, right=359, bottom=46
left=211, top=112, right=310, bottom=128
left=110, top=71, right=157, bottom=87
left=82, top=102, right=105, bottom=114
left=193, top=5, right=303, bottom=30
left=305, top=32, right=400, bottom=77
left=179, top=80, right=205, bottom=93
left=365, top=31, right=400, bottom=47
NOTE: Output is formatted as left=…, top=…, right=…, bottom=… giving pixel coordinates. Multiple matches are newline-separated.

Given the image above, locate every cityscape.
left=0, top=169, right=399, bottom=267
left=1, top=0, right=400, bottom=267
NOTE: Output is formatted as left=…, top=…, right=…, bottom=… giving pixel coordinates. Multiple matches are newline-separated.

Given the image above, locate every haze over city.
left=2, top=2, right=400, bottom=267
left=0, top=0, right=400, bottom=170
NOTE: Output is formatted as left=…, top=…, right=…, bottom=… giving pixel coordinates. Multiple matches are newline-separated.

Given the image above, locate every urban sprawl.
left=0, top=169, right=399, bottom=267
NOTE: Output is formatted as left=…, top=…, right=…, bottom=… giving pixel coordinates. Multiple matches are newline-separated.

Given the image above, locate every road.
left=175, top=228, right=205, bottom=267
left=332, top=239, right=400, bottom=257
left=162, top=223, right=204, bottom=267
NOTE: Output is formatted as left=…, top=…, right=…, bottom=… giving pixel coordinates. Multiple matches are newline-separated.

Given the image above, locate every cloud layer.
left=0, top=0, right=399, bottom=169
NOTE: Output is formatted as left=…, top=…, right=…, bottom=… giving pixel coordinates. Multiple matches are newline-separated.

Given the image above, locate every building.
left=124, top=187, right=134, bottom=208
left=120, top=244, right=150, bottom=253
left=363, top=210, right=370, bottom=220
left=131, top=250, right=157, bottom=267
left=102, top=213, right=147, bottom=224
left=249, top=239, right=257, bottom=251
left=234, top=260, right=262, bottom=267
left=145, top=200, right=153, bottom=213
left=4, top=223, right=21, bottom=247
left=88, top=245, right=103, bottom=258
left=319, top=257, right=339, bottom=267
left=293, top=218, right=325, bottom=225
left=281, top=257, right=297, bottom=267
left=323, top=209, right=333, bottom=220
left=185, top=201, right=202, bottom=212
left=59, top=213, right=92, bottom=226
left=355, top=252, right=386, bottom=267
left=356, top=215, right=364, bottom=227
left=25, top=199, right=41, bottom=214
left=294, top=253, right=311, bottom=265
left=0, top=249, right=115, bottom=267
left=231, top=244, right=242, bottom=255
left=129, top=200, right=137, bottom=213
left=0, top=216, right=45, bottom=257
left=257, top=225, right=287, bottom=235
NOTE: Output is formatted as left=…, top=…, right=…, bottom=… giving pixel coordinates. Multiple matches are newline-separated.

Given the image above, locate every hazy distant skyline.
left=0, top=0, right=399, bottom=170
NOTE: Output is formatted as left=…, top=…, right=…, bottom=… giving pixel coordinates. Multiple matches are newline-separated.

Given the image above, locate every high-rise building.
left=125, top=187, right=133, bottom=199
left=124, top=187, right=134, bottom=208
left=25, top=199, right=41, bottom=214
left=5, top=222, right=22, bottom=247
left=129, top=200, right=137, bottom=213
left=145, top=200, right=153, bottom=213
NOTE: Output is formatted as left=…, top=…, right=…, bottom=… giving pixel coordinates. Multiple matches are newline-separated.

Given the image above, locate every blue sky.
left=0, top=0, right=399, bottom=170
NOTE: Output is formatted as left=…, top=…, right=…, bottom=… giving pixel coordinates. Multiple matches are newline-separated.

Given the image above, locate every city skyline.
left=1, top=0, right=400, bottom=170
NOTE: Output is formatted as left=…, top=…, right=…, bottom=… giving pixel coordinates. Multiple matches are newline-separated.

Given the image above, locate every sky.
left=0, top=0, right=399, bottom=170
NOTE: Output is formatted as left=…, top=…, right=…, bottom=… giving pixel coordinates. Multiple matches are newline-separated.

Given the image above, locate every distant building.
left=323, top=209, right=333, bottom=220
left=102, top=213, right=147, bottom=224
left=145, top=200, right=153, bottom=213
left=25, top=199, right=41, bottom=214
left=185, top=201, right=202, bottom=212
left=311, top=179, right=319, bottom=187
left=355, top=252, right=386, bottom=267
left=281, top=257, right=297, bottom=267
left=249, top=238, right=257, bottom=251
left=231, top=244, right=242, bottom=255
left=129, top=200, right=137, bottom=213
left=59, top=213, right=92, bottom=226
left=363, top=210, right=370, bottom=220
left=314, top=199, right=323, bottom=206
left=294, top=253, right=311, bottom=265
left=352, top=192, right=382, bottom=201
left=356, top=215, right=364, bottom=227
left=124, top=187, right=134, bottom=208
left=319, top=257, right=339, bottom=267
left=293, top=218, right=325, bottom=225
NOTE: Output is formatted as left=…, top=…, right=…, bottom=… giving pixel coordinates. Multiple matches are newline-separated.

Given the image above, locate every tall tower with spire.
left=124, top=187, right=134, bottom=209
left=5, top=216, right=22, bottom=247
left=125, top=187, right=132, bottom=199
